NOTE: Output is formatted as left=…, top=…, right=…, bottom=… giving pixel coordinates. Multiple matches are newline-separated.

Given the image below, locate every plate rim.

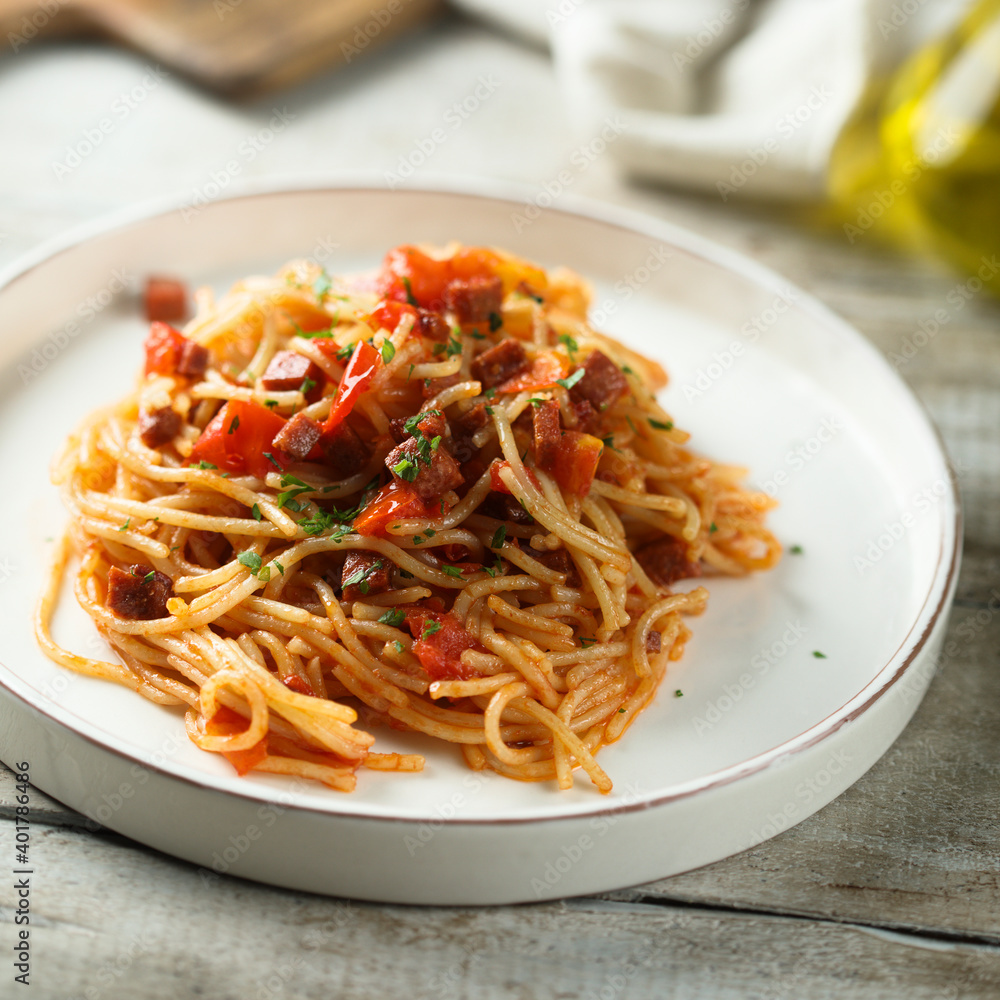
left=0, top=175, right=963, bottom=826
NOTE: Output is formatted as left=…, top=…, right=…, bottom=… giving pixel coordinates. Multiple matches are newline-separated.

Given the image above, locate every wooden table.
left=2, top=14, right=999, bottom=999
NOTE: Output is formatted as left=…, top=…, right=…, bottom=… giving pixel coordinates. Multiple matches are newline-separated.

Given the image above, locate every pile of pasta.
left=37, top=243, right=780, bottom=793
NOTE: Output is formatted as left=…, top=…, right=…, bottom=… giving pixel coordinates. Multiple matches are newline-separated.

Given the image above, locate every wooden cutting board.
left=0, top=0, right=446, bottom=97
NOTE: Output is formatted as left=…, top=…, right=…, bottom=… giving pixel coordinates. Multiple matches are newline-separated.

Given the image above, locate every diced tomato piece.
left=552, top=431, right=604, bottom=497
left=324, top=340, right=380, bottom=432
left=283, top=675, right=315, bottom=697
left=404, top=610, right=482, bottom=681
left=377, top=245, right=502, bottom=311
left=488, top=459, right=541, bottom=495
left=188, top=399, right=288, bottom=479
left=208, top=706, right=268, bottom=776
left=143, top=322, right=187, bottom=377
left=490, top=459, right=514, bottom=494
left=497, top=351, right=569, bottom=394
left=366, top=300, right=418, bottom=334
left=309, top=337, right=345, bottom=363
left=144, top=277, right=188, bottom=323
left=352, top=482, right=432, bottom=537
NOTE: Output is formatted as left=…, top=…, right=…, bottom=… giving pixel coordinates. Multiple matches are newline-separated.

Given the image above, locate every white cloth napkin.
left=452, top=0, right=972, bottom=199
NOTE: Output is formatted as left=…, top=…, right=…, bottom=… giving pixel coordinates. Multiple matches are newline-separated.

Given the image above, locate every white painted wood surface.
left=2, top=12, right=999, bottom=998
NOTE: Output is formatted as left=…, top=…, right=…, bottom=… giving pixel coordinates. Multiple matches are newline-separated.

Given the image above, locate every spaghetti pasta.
left=36, top=243, right=780, bottom=793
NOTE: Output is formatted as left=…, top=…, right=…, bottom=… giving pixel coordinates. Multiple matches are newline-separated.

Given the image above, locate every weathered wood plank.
left=1, top=820, right=998, bottom=1000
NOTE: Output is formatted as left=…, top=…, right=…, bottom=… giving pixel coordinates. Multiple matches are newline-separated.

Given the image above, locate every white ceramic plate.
left=0, top=181, right=960, bottom=905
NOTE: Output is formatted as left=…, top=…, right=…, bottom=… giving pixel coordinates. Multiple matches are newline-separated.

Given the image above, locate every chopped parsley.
left=193, top=461, right=218, bottom=470
left=432, top=335, right=462, bottom=359
left=263, top=452, right=284, bottom=472
left=401, top=276, right=419, bottom=307
left=258, top=566, right=272, bottom=583
left=392, top=457, right=419, bottom=483
left=421, top=620, right=442, bottom=640
left=484, top=387, right=496, bottom=400
left=228, top=415, right=240, bottom=435
left=393, top=640, right=405, bottom=654
left=400, top=568, right=414, bottom=579
left=579, top=637, right=597, bottom=648
left=118, top=519, right=130, bottom=532
left=674, top=689, right=683, bottom=698
left=251, top=504, right=262, bottom=521
left=649, top=418, right=673, bottom=431
left=381, top=341, right=396, bottom=365
left=441, top=565, right=464, bottom=578
left=556, top=369, right=585, bottom=392
left=558, top=333, right=578, bottom=359
left=709, top=523, right=718, bottom=534
left=264, top=399, right=279, bottom=409
left=490, top=526, right=507, bottom=549
left=813, top=651, right=827, bottom=659
left=489, top=312, right=503, bottom=332
left=336, top=343, right=354, bottom=363
left=470, top=329, right=486, bottom=340
left=274, top=561, right=285, bottom=576
left=342, top=559, right=384, bottom=596
left=313, top=272, right=332, bottom=298
left=527, top=398, right=546, bottom=408
left=378, top=608, right=406, bottom=628
left=238, top=552, right=263, bottom=575
left=142, top=570, right=155, bottom=583
left=790, top=545, right=804, bottom=555
left=299, top=377, right=317, bottom=395
left=277, top=474, right=314, bottom=509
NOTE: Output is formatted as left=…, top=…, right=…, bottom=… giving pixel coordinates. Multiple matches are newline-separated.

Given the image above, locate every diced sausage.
left=138, top=406, right=181, bottom=449
left=444, top=275, right=503, bottom=324
left=320, top=421, right=371, bottom=479
left=479, top=490, right=535, bottom=526
left=450, top=402, right=489, bottom=465
left=532, top=399, right=561, bottom=470
left=176, top=340, right=209, bottom=379
left=528, top=544, right=581, bottom=587
left=415, top=308, right=450, bottom=342
left=571, top=398, right=598, bottom=433
left=634, top=536, right=701, bottom=588
left=259, top=351, right=323, bottom=392
left=144, top=276, right=188, bottom=323
left=470, top=338, right=529, bottom=390
left=107, top=565, right=173, bottom=620
left=569, top=350, right=628, bottom=413
left=386, top=437, right=464, bottom=500
left=389, top=410, right=448, bottom=445
left=646, top=630, right=662, bottom=654
left=422, top=373, right=462, bottom=400
left=341, top=551, right=393, bottom=601
left=274, top=412, right=322, bottom=460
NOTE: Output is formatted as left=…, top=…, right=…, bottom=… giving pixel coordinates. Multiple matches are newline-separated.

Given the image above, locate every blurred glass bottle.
left=830, top=0, right=1000, bottom=283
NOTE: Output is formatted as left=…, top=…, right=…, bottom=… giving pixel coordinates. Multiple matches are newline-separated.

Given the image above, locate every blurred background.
left=3, top=0, right=998, bottom=519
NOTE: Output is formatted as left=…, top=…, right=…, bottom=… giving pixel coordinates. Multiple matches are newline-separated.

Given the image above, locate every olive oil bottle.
left=830, top=0, right=1000, bottom=285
